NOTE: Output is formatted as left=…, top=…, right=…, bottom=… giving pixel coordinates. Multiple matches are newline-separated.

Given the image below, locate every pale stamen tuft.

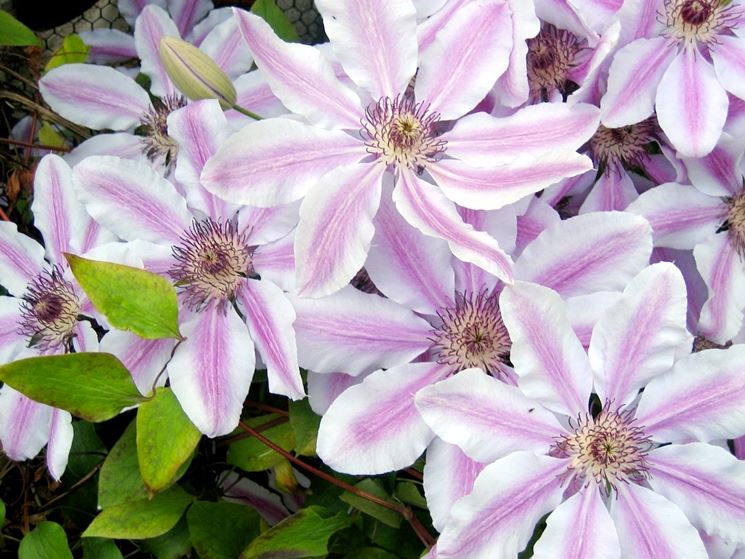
left=661, top=0, right=741, bottom=47
left=139, top=94, right=186, bottom=167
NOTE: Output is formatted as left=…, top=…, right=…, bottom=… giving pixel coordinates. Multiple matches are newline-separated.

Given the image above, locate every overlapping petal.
left=134, top=5, right=179, bottom=98
left=0, top=222, right=45, bottom=296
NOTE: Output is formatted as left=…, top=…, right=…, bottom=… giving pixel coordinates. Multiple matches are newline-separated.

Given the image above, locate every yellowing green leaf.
left=38, top=122, right=67, bottom=148
left=0, top=10, right=41, bottom=46
left=99, top=421, right=149, bottom=509
left=227, top=415, right=295, bottom=472
left=66, top=254, right=182, bottom=340
left=45, top=34, right=89, bottom=71
left=340, top=479, right=401, bottom=528
left=0, top=353, right=145, bottom=422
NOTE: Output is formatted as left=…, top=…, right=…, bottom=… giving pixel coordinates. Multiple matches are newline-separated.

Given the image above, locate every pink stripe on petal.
left=295, top=163, right=384, bottom=298
left=711, top=36, right=745, bottom=105
left=168, top=0, right=212, bottom=37
left=73, top=155, right=192, bottom=244
left=590, top=263, right=689, bottom=406
left=134, top=5, right=179, bottom=97
left=416, top=0, right=513, bottom=121
left=79, top=29, right=138, bottom=64
left=0, top=222, right=45, bottom=296
left=168, top=306, right=255, bottom=437
left=238, top=279, right=304, bottom=399
left=648, top=443, right=745, bottom=545
left=229, top=71, right=288, bottom=123
left=533, top=488, right=621, bottom=559
left=221, top=472, right=290, bottom=526
left=0, top=298, right=25, bottom=364
left=515, top=212, right=652, bottom=297
left=501, top=282, right=592, bottom=416
left=100, top=330, right=176, bottom=396
left=579, top=171, right=638, bottom=214
left=415, top=369, right=563, bottom=463
left=252, top=234, right=295, bottom=293
left=416, top=0, right=467, bottom=53
left=683, top=133, right=745, bottom=197
left=0, top=387, right=52, bottom=461
left=239, top=203, right=299, bottom=247
left=201, top=118, right=363, bottom=207
left=393, top=169, right=514, bottom=284
left=437, top=452, right=567, bottom=559
left=636, top=345, right=745, bottom=442
left=316, top=0, right=417, bottom=99
left=611, top=483, right=706, bottom=559
left=515, top=197, right=561, bottom=255
left=39, top=64, right=151, bottom=130
left=199, top=16, right=254, bottom=77
left=234, top=9, right=363, bottom=129
left=317, top=361, right=450, bottom=474
left=307, top=370, right=365, bottom=416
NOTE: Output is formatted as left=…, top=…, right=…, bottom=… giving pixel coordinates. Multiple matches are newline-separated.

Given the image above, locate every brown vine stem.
left=237, top=421, right=436, bottom=549
left=217, top=415, right=288, bottom=447
left=0, top=137, right=71, bottom=152
left=244, top=401, right=290, bottom=417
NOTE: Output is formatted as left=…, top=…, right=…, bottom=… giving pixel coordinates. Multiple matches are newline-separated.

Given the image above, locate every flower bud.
left=159, top=36, right=237, bottom=109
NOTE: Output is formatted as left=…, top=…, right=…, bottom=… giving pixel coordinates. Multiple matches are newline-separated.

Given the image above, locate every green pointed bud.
left=159, top=36, right=237, bottom=109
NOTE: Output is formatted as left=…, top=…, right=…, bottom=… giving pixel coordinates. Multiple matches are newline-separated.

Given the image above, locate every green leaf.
left=0, top=499, right=4, bottom=527
left=66, top=254, right=182, bottom=340
left=64, top=421, right=106, bottom=481
left=251, top=0, right=299, bottom=42
left=340, top=479, right=401, bottom=528
left=394, top=482, right=427, bottom=509
left=227, top=414, right=295, bottom=472
left=99, top=421, right=149, bottom=509
left=140, top=516, right=192, bottom=559
left=0, top=353, right=145, bottom=422
left=38, top=122, right=67, bottom=148
left=19, top=522, right=74, bottom=559
left=0, top=10, right=41, bottom=46
left=82, top=538, right=123, bottom=559
left=83, top=486, right=193, bottom=539
left=288, top=399, right=320, bottom=456
left=137, top=387, right=200, bottom=494
left=45, top=34, right=89, bottom=72
left=241, top=506, right=350, bottom=559
left=187, top=501, right=259, bottom=559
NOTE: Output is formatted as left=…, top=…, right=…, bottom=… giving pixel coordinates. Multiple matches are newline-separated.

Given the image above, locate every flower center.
left=361, top=94, right=446, bottom=172
left=527, top=24, right=583, bottom=102
left=139, top=94, right=186, bottom=167
left=169, top=218, right=253, bottom=310
left=430, top=290, right=511, bottom=376
left=662, top=0, right=738, bottom=46
left=19, top=267, right=80, bottom=351
left=588, top=121, right=657, bottom=175
left=552, top=406, right=651, bottom=494
left=723, top=190, right=745, bottom=254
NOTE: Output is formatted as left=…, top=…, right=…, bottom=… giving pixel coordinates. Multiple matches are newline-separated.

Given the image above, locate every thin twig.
left=0, top=90, right=90, bottom=138
left=218, top=415, right=288, bottom=447
left=0, top=137, right=70, bottom=152
left=244, top=401, right=290, bottom=417
left=37, top=462, right=103, bottom=511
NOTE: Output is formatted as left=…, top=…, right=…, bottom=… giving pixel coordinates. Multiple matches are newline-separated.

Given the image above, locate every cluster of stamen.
left=721, top=190, right=745, bottom=255
left=526, top=24, right=584, bottom=102
left=589, top=120, right=657, bottom=175
left=139, top=94, right=186, bottom=167
left=430, top=290, right=511, bottom=376
left=361, top=94, right=446, bottom=173
left=661, top=0, right=740, bottom=47
left=552, top=406, right=652, bottom=495
left=19, top=267, right=80, bottom=351
left=169, top=218, right=253, bottom=311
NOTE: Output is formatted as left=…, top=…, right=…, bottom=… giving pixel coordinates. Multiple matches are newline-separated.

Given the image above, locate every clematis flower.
left=72, top=99, right=302, bottom=437
left=0, top=155, right=114, bottom=479
left=201, top=0, right=599, bottom=297
left=298, top=199, right=652, bottom=474
left=600, top=0, right=745, bottom=157
left=416, top=263, right=745, bottom=558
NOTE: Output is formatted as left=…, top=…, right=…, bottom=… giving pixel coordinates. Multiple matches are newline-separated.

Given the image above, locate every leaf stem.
left=230, top=103, right=263, bottom=120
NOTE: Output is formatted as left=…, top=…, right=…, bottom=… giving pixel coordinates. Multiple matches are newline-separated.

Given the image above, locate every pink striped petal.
left=682, top=133, right=745, bottom=197
left=201, top=118, right=363, bottom=207
left=73, top=155, right=192, bottom=244
left=515, top=196, right=560, bottom=255
left=711, top=36, right=745, bottom=102
left=234, top=9, right=363, bottom=129
left=100, top=331, right=176, bottom=396
left=168, top=0, right=212, bottom=37
left=423, top=438, right=486, bottom=532
left=79, top=28, right=138, bottom=64
left=695, top=234, right=745, bottom=343
left=501, top=282, right=592, bottom=416
left=579, top=172, right=638, bottom=214
left=63, top=133, right=148, bottom=168
left=46, top=409, right=73, bottom=481
left=415, top=369, right=563, bottom=463
left=290, top=286, right=432, bottom=375
left=221, top=471, right=290, bottom=526
left=625, top=183, right=724, bottom=249
left=416, top=0, right=467, bottom=53
left=648, top=443, right=745, bottom=546
left=533, top=488, right=620, bottom=559
left=515, top=212, right=653, bottom=297
left=0, top=386, right=51, bottom=461
left=0, top=297, right=24, bottom=364
left=135, top=5, right=179, bottom=98
left=238, top=279, right=303, bottom=400
left=32, top=155, right=90, bottom=264
left=442, top=103, right=599, bottom=166
left=119, top=0, right=167, bottom=24
left=611, top=483, right=706, bottom=559
left=636, top=345, right=745, bottom=442
left=437, top=452, right=567, bottom=559
left=533, top=0, right=595, bottom=38
left=590, top=263, right=689, bottom=406
left=393, top=169, right=514, bottom=284
left=168, top=306, right=255, bottom=437
left=430, top=152, right=592, bottom=211
left=416, top=0, right=512, bottom=121
left=0, top=222, right=45, bottom=296
left=199, top=16, right=254, bottom=77
left=367, top=189, right=454, bottom=314
left=307, top=370, right=365, bottom=415
left=566, top=291, right=622, bottom=349
left=657, top=49, right=728, bottom=157
left=316, top=0, right=417, bottom=99
left=239, top=202, right=299, bottom=247
left=541, top=169, right=595, bottom=208
left=39, top=64, right=151, bottom=130
left=252, top=233, right=295, bottom=292
left=295, top=163, right=384, bottom=297
left=317, top=361, right=450, bottom=474
left=229, top=70, right=288, bottom=123
left=600, top=37, right=675, bottom=127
